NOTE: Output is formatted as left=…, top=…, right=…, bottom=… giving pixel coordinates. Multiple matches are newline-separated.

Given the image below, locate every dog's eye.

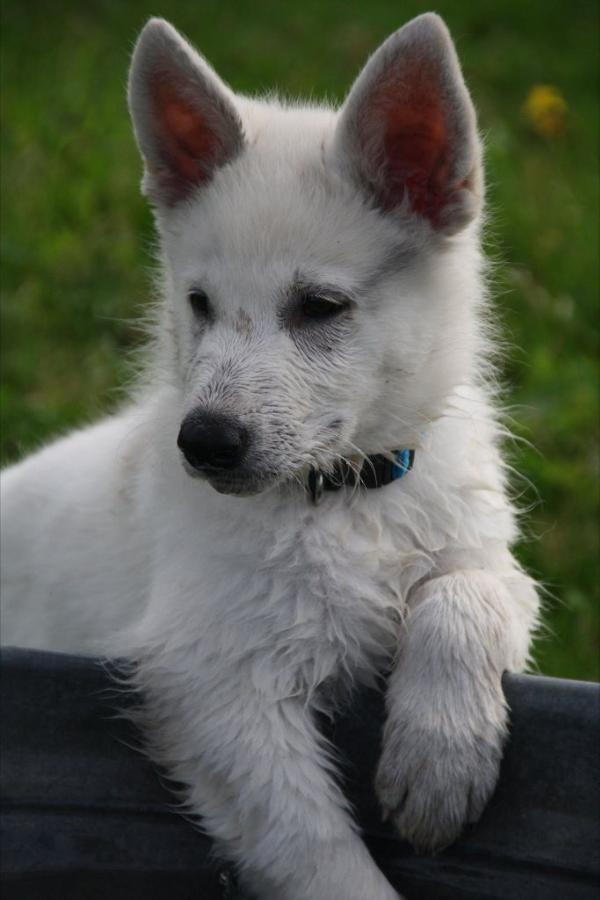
left=301, top=295, right=348, bottom=320
left=188, top=289, right=211, bottom=319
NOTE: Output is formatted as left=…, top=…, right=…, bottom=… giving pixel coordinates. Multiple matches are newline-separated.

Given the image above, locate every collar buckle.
left=307, top=468, right=324, bottom=505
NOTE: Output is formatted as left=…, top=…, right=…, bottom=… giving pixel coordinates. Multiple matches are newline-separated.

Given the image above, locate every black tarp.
left=1, top=647, right=599, bottom=899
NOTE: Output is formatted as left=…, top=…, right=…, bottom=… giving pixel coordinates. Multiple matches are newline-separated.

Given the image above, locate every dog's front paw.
left=375, top=714, right=504, bottom=852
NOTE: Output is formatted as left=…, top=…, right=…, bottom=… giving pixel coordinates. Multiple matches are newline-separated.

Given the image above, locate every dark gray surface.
left=1, top=647, right=599, bottom=899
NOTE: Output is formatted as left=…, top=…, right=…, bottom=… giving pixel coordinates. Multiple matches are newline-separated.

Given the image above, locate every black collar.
left=307, top=449, right=415, bottom=505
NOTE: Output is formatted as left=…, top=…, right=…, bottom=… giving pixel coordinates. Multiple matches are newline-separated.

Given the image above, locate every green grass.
left=1, top=0, right=598, bottom=680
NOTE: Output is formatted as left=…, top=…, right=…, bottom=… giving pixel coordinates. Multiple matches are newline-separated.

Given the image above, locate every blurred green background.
left=1, top=1, right=598, bottom=680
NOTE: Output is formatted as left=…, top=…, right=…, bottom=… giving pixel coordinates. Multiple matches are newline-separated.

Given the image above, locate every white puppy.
left=1, top=14, right=539, bottom=900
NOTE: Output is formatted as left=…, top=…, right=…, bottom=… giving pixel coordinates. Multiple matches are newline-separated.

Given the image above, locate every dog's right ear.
left=332, top=14, right=482, bottom=235
left=128, top=19, right=244, bottom=208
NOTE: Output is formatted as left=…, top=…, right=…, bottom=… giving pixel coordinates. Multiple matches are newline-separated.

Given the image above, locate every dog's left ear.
left=128, top=18, right=244, bottom=208
left=332, top=14, right=482, bottom=235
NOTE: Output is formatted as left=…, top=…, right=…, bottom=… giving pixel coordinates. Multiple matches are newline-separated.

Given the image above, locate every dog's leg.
left=375, top=568, right=538, bottom=851
left=138, top=659, right=401, bottom=900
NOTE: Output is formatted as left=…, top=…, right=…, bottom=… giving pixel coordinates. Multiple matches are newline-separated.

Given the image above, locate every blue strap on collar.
left=391, top=448, right=413, bottom=480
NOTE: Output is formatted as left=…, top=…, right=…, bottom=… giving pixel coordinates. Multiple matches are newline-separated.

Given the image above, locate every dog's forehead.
left=166, top=151, right=403, bottom=303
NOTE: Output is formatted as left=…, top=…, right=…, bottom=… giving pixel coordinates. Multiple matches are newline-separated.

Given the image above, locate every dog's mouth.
left=178, top=431, right=348, bottom=498
left=180, top=457, right=280, bottom=497
left=207, top=472, right=276, bottom=497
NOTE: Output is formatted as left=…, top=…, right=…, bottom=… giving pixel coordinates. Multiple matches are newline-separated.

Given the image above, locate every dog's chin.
left=207, top=476, right=272, bottom=497
left=181, top=459, right=280, bottom=497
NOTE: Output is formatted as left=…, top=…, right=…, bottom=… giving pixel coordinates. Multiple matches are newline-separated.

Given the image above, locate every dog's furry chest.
left=140, top=484, right=429, bottom=693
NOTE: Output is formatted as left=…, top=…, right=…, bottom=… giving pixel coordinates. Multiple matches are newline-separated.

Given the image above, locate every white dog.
left=1, top=14, right=539, bottom=900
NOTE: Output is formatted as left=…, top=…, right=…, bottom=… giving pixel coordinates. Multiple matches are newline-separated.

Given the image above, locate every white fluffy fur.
left=1, top=14, right=539, bottom=900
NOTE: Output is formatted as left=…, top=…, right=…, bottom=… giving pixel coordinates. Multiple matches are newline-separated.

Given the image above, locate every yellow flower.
left=523, top=85, right=568, bottom=138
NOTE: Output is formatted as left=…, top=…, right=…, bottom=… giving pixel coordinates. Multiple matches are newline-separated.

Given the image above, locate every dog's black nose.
left=177, top=411, right=250, bottom=471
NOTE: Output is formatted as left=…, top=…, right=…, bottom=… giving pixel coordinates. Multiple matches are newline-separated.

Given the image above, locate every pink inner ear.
left=150, top=78, right=222, bottom=199
left=367, top=63, right=461, bottom=226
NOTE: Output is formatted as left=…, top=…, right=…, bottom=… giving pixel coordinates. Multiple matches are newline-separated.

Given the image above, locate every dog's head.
left=128, top=15, right=484, bottom=496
